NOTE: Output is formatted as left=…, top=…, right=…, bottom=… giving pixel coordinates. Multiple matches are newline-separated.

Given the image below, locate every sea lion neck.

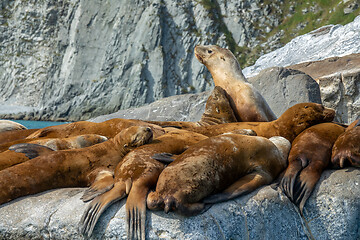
left=210, top=64, right=247, bottom=85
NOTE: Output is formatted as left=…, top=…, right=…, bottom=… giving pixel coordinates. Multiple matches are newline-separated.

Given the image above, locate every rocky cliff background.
left=0, top=0, right=359, bottom=121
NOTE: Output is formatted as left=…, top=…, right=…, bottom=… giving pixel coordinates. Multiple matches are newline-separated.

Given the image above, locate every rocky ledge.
left=0, top=168, right=358, bottom=239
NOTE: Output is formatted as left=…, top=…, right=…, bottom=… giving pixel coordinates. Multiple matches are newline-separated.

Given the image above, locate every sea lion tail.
left=126, top=185, right=149, bottom=240
left=79, top=182, right=127, bottom=237
left=9, top=143, right=54, bottom=159
left=81, top=170, right=115, bottom=202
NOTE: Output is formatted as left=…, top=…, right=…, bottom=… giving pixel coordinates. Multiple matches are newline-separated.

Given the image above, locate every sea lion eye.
left=304, top=106, right=308, bottom=109
left=207, top=50, right=212, bottom=54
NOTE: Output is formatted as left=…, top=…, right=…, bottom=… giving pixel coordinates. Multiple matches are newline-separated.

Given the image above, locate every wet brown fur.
left=280, top=123, right=345, bottom=213
left=0, top=126, right=153, bottom=205
left=0, top=129, right=38, bottom=146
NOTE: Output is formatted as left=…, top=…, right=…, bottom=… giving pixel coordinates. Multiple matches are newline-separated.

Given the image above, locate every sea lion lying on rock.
left=280, top=123, right=345, bottom=213
left=0, top=129, right=38, bottom=145
left=145, top=86, right=237, bottom=128
left=79, top=128, right=208, bottom=240
left=0, top=126, right=153, bottom=205
left=332, top=119, right=360, bottom=168
left=187, top=103, right=335, bottom=142
left=0, top=134, right=108, bottom=171
left=147, top=132, right=291, bottom=216
left=0, top=120, right=27, bottom=133
left=194, top=45, right=276, bottom=122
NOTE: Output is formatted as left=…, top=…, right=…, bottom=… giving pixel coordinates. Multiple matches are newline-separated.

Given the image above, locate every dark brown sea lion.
left=147, top=133, right=291, bottom=216
left=187, top=103, right=335, bottom=142
left=0, top=134, right=108, bottom=171
left=194, top=45, right=276, bottom=122
left=0, top=126, right=153, bottom=205
left=331, top=119, right=360, bottom=168
left=280, top=123, right=345, bottom=213
left=145, top=86, right=237, bottom=128
left=0, top=120, right=27, bottom=132
left=79, top=128, right=208, bottom=239
left=25, top=118, right=164, bottom=139
left=0, top=129, right=38, bottom=145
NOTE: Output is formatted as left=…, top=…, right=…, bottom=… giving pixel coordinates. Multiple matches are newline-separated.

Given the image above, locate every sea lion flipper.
left=126, top=186, right=148, bottom=240
left=203, top=172, right=270, bottom=204
left=79, top=182, right=127, bottom=237
left=81, top=170, right=115, bottom=202
left=280, top=160, right=304, bottom=201
left=9, top=143, right=54, bottom=159
left=151, top=153, right=175, bottom=164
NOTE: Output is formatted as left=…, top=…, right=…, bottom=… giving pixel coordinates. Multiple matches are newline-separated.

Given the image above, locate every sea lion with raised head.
left=147, top=133, right=291, bottom=216
left=187, top=103, right=335, bottom=142
left=194, top=45, right=276, bottom=122
left=331, top=119, right=360, bottom=168
left=0, top=134, right=108, bottom=171
left=280, top=123, right=345, bottom=213
left=79, top=128, right=208, bottom=239
left=0, top=120, right=27, bottom=133
left=0, top=126, right=153, bottom=205
left=26, top=118, right=164, bottom=139
left=145, top=86, right=237, bottom=128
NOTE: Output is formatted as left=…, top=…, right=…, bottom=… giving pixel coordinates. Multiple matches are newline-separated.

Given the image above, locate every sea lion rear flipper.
left=151, top=153, right=176, bottom=164
left=79, top=182, right=127, bottom=237
left=81, top=170, right=115, bottom=202
left=203, top=172, right=271, bottom=204
left=126, top=185, right=149, bottom=240
left=9, top=143, right=54, bottom=159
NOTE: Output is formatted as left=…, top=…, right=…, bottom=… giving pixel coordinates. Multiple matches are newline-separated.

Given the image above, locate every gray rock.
left=0, top=168, right=358, bottom=239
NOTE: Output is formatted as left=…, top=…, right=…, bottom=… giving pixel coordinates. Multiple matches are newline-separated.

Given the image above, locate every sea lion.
left=187, top=103, right=335, bottom=142
left=0, top=126, right=153, bottom=205
left=0, top=129, right=38, bottom=145
left=0, top=134, right=108, bottom=171
left=280, top=123, right=345, bottom=213
left=194, top=45, right=276, bottom=122
left=331, top=119, right=360, bottom=168
left=79, top=128, right=208, bottom=239
left=147, top=133, right=291, bottom=216
left=26, top=118, right=165, bottom=139
left=145, top=86, right=237, bottom=128
left=0, top=120, right=27, bottom=133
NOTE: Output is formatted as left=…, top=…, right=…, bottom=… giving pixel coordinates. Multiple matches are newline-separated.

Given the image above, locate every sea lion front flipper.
left=279, top=159, right=304, bottom=202
left=151, top=153, right=176, bottom=164
left=79, top=181, right=127, bottom=237
left=203, top=171, right=271, bottom=204
left=81, top=170, right=115, bottom=202
left=126, top=185, right=149, bottom=240
left=9, top=143, right=54, bottom=159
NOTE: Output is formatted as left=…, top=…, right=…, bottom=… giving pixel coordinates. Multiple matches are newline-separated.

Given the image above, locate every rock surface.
left=0, top=168, right=358, bottom=239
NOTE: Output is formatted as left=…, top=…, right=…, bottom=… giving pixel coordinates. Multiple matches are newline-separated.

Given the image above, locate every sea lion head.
left=115, top=126, right=153, bottom=149
left=194, top=45, right=243, bottom=79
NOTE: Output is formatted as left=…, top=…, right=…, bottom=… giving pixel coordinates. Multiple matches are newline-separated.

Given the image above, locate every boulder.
left=0, top=168, right=358, bottom=239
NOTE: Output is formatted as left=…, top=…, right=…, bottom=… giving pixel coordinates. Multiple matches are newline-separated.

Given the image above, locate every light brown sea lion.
left=280, top=123, right=345, bottom=213
left=0, top=126, right=153, bottom=205
left=0, top=129, right=38, bottom=145
left=187, top=103, right=335, bottom=142
left=0, top=120, right=27, bottom=133
left=145, top=86, right=237, bottom=128
left=26, top=118, right=164, bottom=139
left=79, top=128, right=208, bottom=239
left=0, top=134, right=108, bottom=171
left=147, top=133, right=291, bottom=216
left=331, top=119, right=360, bottom=168
left=194, top=45, right=276, bottom=122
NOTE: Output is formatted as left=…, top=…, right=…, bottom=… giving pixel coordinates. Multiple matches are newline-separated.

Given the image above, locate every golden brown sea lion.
left=145, top=86, right=237, bottom=128
left=280, top=123, right=345, bottom=213
left=187, top=103, right=335, bottom=142
left=0, top=126, right=153, bottom=205
left=79, top=128, right=208, bottom=239
left=194, top=45, right=276, bottom=122
left=0, top=129, right=38, bottom=145
left=0, top=134, right=108, bottom=171
left=147, top=133, right=291, bottom=216
left=0, top=120, right=27, bottom=132
left=331, top=119, right=360, bottom=168
left=26, top=118, right=164, bottom=139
